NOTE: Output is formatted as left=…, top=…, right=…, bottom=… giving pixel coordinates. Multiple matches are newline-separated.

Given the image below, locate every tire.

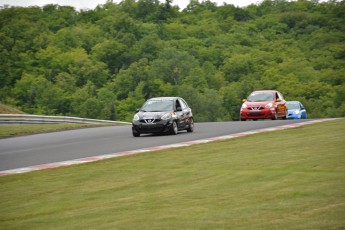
left=272, top=112, right=278, bottom=120
left=187, top=118, right=194, bottom=132
left=170, top=121, right=178, bottom=135
left=133, top=131, right=140, bottom=137
left=241, top=118, right=246, bottom=121
left=282, top=110, right=287, bottom=120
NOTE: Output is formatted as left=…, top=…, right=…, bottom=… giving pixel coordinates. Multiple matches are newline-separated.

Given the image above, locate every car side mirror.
left=136, top=109, right=140, bottom=113
left=176, top=106, right=182, bottom=112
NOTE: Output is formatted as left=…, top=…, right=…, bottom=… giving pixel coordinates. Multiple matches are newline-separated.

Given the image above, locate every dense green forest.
left=0, top=0, right=344, bottom=122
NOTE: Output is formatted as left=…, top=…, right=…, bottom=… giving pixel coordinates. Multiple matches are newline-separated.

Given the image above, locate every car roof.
left=251, top=90, right=279, bottom=94
left=286, top=101, right=300, bottom=104
left=148, top=97, right=181, bottom=101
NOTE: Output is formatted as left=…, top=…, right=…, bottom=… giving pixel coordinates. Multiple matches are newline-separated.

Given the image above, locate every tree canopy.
left=1, top=0, right=344, bottom=121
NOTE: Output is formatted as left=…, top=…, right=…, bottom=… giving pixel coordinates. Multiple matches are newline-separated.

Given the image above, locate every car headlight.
left=161, top=113, right=172, bottom=120
left=133, top=114, right=140, bottom=121
left=241, top=103, right=247, bottom=109
left=265, top=103, right=273, bottom=108
left=294, top=110, right=300, bottom=114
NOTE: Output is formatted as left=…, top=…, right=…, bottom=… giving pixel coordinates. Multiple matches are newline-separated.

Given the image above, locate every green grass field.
left=0, top=119, right=344, bottom=229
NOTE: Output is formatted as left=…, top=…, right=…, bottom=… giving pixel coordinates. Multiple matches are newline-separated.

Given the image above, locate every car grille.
left=248, top=112, right=263, bottom=116
left=248, top=106, right=264, bottom=111
left=139, top=119, right=162, bottom=123
left=139, top=124, right=165, bottom=132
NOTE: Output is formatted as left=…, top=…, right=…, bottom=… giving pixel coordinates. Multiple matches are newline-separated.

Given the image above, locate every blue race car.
left=286, top=101, right=308, bottom=119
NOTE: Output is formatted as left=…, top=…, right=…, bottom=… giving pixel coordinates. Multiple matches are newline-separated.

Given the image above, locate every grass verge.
left=0, top=103, right=25, bottom=114
left=0, top=119, right=344, bottom=229
left=0, top=123, right=128, bottom=139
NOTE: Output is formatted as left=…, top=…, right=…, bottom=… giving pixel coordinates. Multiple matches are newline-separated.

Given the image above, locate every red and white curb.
left=0, top=118, right=339, bottom=177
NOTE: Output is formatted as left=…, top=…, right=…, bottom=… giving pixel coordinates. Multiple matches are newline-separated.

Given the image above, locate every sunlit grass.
left=0, top=119, right=344, bottom=229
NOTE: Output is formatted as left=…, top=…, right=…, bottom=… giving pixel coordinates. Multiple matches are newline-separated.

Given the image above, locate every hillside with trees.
left=0, top=0, right=344, bottom=122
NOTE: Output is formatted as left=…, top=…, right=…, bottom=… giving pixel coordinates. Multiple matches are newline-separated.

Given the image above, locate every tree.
left=114, top=58, right=152, bottom=100
left=116, top=82, right=146, bottom=121
left=91, top=39, right=128, bottom=74
left=1, top=1, right=344, bottom=121
left=152, top=47, right=199, bottom=85
left=220, top=85, right=241, bottom=120
left=97, top=83, right=117, bottom=120
left=12, top=73, right=64, bottom=114
left=70, top=81, right=98, bottom=118
left=222, top=54, right=254, bottom=82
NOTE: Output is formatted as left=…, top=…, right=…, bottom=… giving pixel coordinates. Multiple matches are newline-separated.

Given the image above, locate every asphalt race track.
left=0, top=120, right=309, bottom=171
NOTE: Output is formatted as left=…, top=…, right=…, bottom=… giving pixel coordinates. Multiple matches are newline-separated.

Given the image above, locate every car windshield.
left=141, top=100, right=174, bottom=112
left=286, top=103, right=300, bottom=110
left=247, top=93, right=274, bottom=102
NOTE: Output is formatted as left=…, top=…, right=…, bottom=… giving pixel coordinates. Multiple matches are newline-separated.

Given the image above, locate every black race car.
left=132, top=97, right=194, bottom=137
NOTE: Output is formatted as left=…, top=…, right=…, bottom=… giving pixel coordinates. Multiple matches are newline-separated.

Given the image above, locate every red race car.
left=240, top=90, right=287, bottom=121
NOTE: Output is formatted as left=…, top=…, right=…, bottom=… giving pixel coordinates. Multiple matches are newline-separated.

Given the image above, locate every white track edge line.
left=0, top=118, right=340, bottom=176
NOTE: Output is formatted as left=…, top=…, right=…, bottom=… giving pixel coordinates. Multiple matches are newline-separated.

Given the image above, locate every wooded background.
left=0, top=0, right=344, bottom=121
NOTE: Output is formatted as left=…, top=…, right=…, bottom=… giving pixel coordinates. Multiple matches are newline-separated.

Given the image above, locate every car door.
left=276, top=92, right=287, bottom=117
left=177, top=99, right=191, bottom=129
left=300, top=103, right=307, bottom=119
left=175, top=99, right=185, bottom=129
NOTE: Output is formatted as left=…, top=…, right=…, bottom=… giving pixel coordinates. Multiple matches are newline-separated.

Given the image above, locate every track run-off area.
left=0, top=118, right=338, bottom=176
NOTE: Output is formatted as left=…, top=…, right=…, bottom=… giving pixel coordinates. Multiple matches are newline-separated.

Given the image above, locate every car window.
left=178, top=99, right=187, bottom=109
left=141, top=100, right=173, bottom=112
left=275, top=93, right=279, bottom=100
left=278, top=92, right=284, bottom=100
left=286, top=103, right=299, bottom=109
left=247, top=93, right=274, bottom=102
left=175, top=99, right=181, bottom=110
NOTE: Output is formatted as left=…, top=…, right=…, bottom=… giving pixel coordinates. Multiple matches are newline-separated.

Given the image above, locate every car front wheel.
left=187, top=118, right=194, bottom=132
left=282, top=109, right=287, bottom=120
left=133, top=131, right=140, bottom=137
left=170, top=121, right=178, bottom=135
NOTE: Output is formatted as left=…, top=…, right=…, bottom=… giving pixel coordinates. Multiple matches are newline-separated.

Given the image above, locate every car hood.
left=136, top=111, right=168, bottom=119
left=244, top=101, right=272, bottom=106
left=288, top=109, right=299, bottom=113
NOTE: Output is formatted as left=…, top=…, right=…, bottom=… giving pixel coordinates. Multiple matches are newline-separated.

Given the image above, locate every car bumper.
left=240, top=108, right=275, bottom=119
left=287, top=114, right=301, bottom=119
left=132, top=120, right=173, bottom=134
